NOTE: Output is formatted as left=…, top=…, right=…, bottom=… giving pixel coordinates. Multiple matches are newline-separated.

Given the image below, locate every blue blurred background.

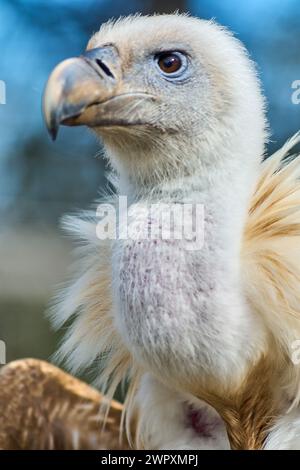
left=0, top=0, right=299, bottom=372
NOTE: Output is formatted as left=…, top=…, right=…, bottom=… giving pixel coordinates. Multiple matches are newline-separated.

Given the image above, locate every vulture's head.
left=44, top=14, right=266, bottom=188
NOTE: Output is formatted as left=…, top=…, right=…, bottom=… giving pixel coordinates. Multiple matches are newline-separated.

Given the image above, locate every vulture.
left=42, top=14, right=300, bottom=449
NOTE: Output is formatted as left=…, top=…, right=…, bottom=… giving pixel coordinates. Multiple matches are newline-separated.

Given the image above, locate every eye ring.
left=155, top=51, right=187, bottom=78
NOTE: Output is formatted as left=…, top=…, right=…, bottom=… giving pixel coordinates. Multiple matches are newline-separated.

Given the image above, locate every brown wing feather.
left=0, top=359, right=128, bottom=449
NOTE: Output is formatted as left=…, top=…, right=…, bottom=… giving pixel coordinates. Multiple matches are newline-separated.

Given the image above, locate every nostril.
left=95, top=59, right=115, bottom=78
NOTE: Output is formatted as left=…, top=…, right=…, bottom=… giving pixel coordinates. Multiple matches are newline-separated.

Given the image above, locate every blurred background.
left=0, top=0, right=299, bottom=379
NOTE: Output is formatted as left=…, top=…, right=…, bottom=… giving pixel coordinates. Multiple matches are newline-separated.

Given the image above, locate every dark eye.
left=157, top=53, right=182, bottom=73
left=155, top=52, right=187, bottom=77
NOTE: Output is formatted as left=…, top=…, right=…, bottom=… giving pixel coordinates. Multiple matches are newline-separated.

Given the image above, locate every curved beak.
left=43, top=46, right=156, bottom=140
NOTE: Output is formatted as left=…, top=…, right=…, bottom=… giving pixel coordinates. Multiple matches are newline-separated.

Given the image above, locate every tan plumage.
left=243, top=132, right=300, bottom=375
left=0, top=359, right=127, bottom=450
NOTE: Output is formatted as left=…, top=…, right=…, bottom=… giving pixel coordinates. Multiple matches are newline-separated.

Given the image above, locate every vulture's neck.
left=116, top=139, right=267, bottom=382
left=117, top=142, right=259, bottom=266
left=114, top=139, right=275, bottom=448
